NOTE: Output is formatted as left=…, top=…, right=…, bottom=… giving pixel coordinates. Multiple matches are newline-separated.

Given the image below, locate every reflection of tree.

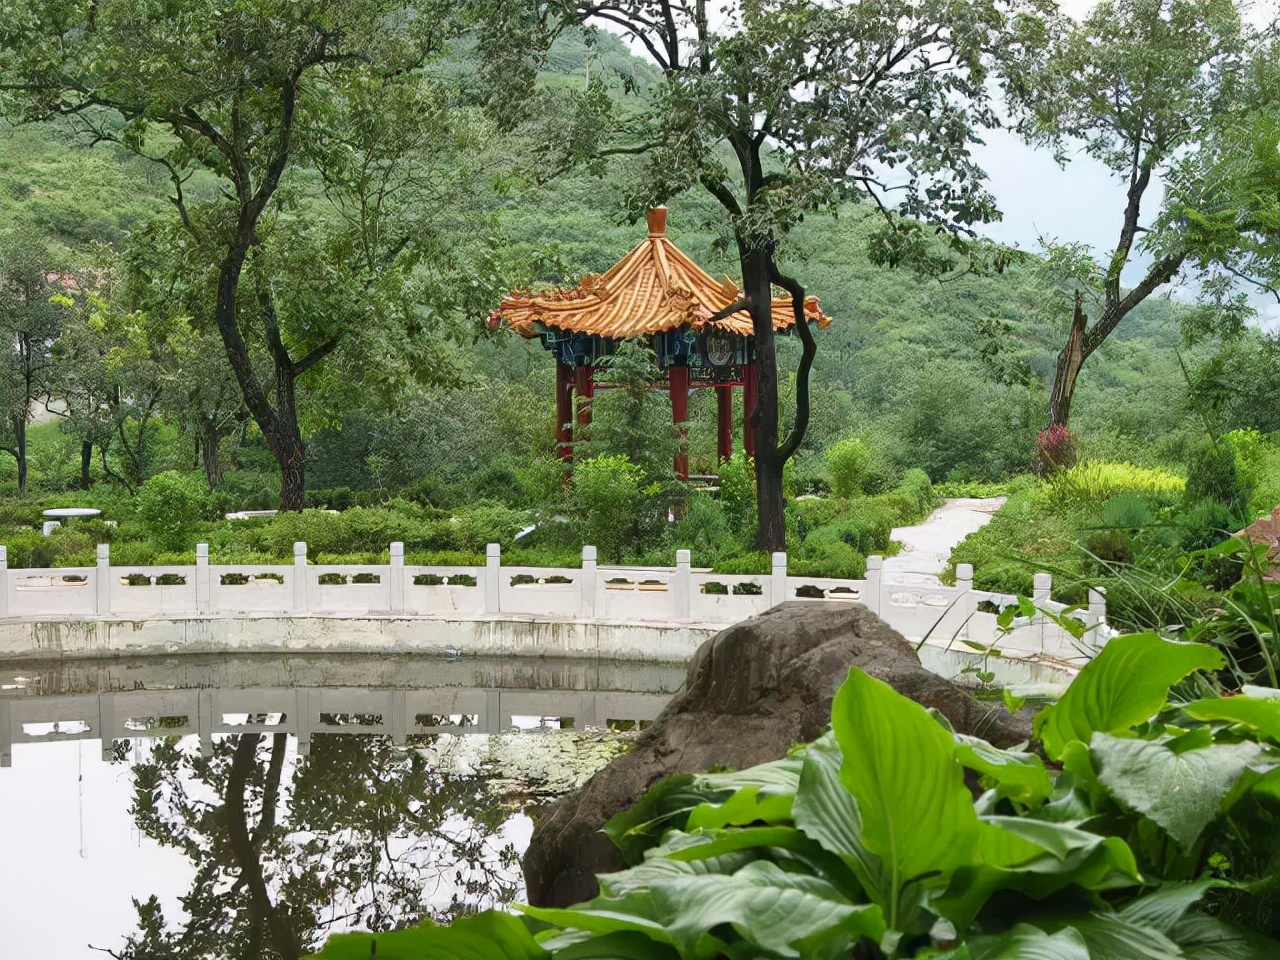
left=107, top=732, right=519, bottom=959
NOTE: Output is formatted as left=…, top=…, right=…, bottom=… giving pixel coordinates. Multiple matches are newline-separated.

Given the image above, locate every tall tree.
left=0, top=1, right=490, bottom=509
left=0, top=229, right=67, bottom=493
left=1013, top=0, right=1268, bottom=445
left=569, top=0, right=1050, bottom=549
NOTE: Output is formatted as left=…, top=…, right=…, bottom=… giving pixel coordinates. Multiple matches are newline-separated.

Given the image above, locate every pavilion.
left=488, top=208, right=832, bottom=478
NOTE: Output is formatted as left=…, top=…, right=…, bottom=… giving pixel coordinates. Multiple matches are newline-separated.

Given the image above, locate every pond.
left=0, top=653, right=685, bottom=959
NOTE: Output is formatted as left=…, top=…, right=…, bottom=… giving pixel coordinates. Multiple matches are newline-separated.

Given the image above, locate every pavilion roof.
left=487, top=208, right=832, bottom=339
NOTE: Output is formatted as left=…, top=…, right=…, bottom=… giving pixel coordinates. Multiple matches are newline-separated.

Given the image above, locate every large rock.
left=523, top=601, right=1030, bottom=907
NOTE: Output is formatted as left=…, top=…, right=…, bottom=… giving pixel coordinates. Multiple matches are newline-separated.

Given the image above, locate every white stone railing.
left=0, top=542, right=1104, bottom=659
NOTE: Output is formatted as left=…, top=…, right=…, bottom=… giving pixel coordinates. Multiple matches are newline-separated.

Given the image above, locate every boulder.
left=523, top=601, right=1030, bottom=907
left=1237, top=506, right=1280, bottom=582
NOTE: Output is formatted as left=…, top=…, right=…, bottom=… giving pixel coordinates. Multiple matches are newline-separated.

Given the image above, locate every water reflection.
left=0, top=655, right=679, bottom=958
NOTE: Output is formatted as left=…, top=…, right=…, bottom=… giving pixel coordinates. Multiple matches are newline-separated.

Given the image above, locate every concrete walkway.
left=881, top=497, right=1005, bottom=588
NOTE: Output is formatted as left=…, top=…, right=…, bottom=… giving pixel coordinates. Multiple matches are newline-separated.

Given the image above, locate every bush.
left=136, top=471, right=208, bottom=550
left=1047, top=461, right=1184, bottom=508
left=826, top=437, right=871, bottom=498
left=573, top=455, right=643, bottom=563
left=794, top=539, right=867, bottom=579
left=1099, top=491, right=1154, bottom=529
left=710, top=552, right=771, bottom=574
left=452, top=502, right=529, bottom=551
left=1186, top=440, right=1250, bottom=513
left=716, top=452, right=756, bottom=541
left=897, top=468, right=934, bottom=515
left=672, top=493, right=732, bottom=562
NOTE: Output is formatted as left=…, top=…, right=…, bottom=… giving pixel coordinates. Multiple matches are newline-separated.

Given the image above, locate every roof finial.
left=646, top=206, right=667, bottom=237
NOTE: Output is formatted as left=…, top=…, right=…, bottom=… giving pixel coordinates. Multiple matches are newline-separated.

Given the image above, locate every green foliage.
left=1048, top=462, right=1185, bottom=509
left=717, top=453, right=757, bottom=543
left=135, top=471, right=208, bottom=551
left=1186, top=441, right=1249, bottom=512
left=573, top=455, right=643, bottom=563
left=826, top=437, right=871, bottom=498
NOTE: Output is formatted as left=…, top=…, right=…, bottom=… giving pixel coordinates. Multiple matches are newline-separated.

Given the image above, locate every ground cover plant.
left=316, top=631, right=1280, bottom=958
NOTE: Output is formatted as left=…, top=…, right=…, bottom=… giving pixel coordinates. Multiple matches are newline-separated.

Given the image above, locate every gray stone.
left=522, top=601, right=1030, bottom=907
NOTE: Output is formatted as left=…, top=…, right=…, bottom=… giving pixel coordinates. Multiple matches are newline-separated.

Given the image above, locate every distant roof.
left=488, top=208, right=832, bottom=339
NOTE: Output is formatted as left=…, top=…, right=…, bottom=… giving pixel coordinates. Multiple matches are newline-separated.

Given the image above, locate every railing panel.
left=498, top=566, right=581, bottom=617
left=208, top=565, right=294, bottom=615
left=403, top=565, right=484, bottom=617
left=308, top=564, right=392, bottom=615
left=9, top=567, right=97, bottom=617
left=109, top=566, right=198, bottom=617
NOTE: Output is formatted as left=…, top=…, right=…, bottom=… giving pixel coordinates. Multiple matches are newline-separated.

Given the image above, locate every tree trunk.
left=740, top=244, right=787, bottom=552
left=1048, top=293, right=1089, bottom=429
left=199, top=415, right=226, bottom=488
left=226, top=734, right=300, bottom=960
left=12, top=416, right=26, bottom=496
left=80, top=441, right=92, bottom=490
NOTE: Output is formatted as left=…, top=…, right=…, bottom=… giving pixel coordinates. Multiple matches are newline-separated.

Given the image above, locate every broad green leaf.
left=831, top=668, right=982, bottom=929
left=954, top=734, right=1054, bottom=805
left=1180, top=696, right=1280, bottom=744
left=604, top=774, right=703, bottom=864
left=544, top=929, right=680, bottom=960
left=1056, top=910, right=1185, bottom=959
left=648, top=861, right=883, bottom=959
left=317, top=911, right=549, bottom=959
left=937, top=818, right=1140, bottom=928
left=685, top=783, right=794, bottom=830
left=1118, top=882, right=1214, bottom=933
left=520, top=898, right=677, bottom=946
left=792, top=731, right=883, bottom=903
left=1091, top=733, right=1263, bottom=848
left=1170, top=911, right=1280, bottom=960
left=1034, top=633, right=1224, bottom=758
left=597, top=853, right=755, bottom=896
left=662, top=825, right=812, bottom=862
left=962, top=923, right=1091, bottom=960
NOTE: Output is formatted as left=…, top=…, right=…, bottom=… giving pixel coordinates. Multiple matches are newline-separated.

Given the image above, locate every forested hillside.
left=3, top=27, right=1270, bottom=497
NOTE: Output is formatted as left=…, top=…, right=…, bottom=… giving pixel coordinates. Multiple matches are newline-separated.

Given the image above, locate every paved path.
left=881, top=497, right=1006, bottom=588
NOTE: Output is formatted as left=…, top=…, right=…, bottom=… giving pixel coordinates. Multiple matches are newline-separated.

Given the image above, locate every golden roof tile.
left=488, top=208, right=832, bottom=339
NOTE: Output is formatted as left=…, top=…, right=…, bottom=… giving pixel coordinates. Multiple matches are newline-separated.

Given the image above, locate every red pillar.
left=716, top=385, right=734, bottom=462
left=743, top=363, right=758, bottom=458
left=574, top=364, right=594, bottom=443
left=669, top=364, right=690, bottom=479
left=555, top=359, right=574, bottom=463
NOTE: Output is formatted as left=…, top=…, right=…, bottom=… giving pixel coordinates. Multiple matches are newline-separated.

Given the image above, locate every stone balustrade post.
left=1088, top=587, right=1108, bottom=635
left=0, top=545, right=9, bottom=619
left=293, top=542, right=309, bottom=614
left=865, top=555, right=883, bottom=615
left=771, top=551, right=788, bottom=607
left=483, top=543, right=501, bottom=615
left=673, top=549, right=691, bottom=620
left=580, top=545, right=597, bottom=618
left=389, top=542, right=405, bottom=614
left=1032, top=572, right=1052, bottom=648
left=0, top=699, right=11, bottom=767
left=955, top=562, right=976, bottom=638
left=98, top=691, right=116, bottom=761
left=294, top=688, right=312, bottom=757
left=195, top=543, right=210, bottom=615
left=95, top=543, right=111, bottom=616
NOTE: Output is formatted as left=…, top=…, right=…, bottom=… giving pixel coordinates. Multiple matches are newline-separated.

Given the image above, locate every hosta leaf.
left=685, top=783, right=794, bottom=830
left=954, top=734, right=1054, bottom=805
left=1091, top=733, right=1263, bottom=848
left=543, top=929, right=680, bottom=960
left=1034, top=633, right=1224, bottom=758
left=1057, top=910, right=1184, bottom=959
left=317, top=911, right=548, bottom=959
left=792, top=731, right=882, bottom=902
left=1170, top=911, right=1280, bottom=959
left=1180, top=696, right=1280, bottom=744
left=1118, top=882, right=1214, bottom=933
left=649, top=861, right=884, bottom=959
left=831, top=668, right=982, bottom=928
left=962, top=923, right=1091, bottom=960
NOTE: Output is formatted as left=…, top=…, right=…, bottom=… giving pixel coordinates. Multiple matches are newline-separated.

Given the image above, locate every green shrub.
left=573, top=455, right=643, bottom=563
left=1047, top=461, right=1184, bottom=508
left=672, top=493, right=732, bottom=561
left=701, top=581, right=728, bottom=595
left=155, top=573, right=186, bottom=586
left=716, top=452, right=757, bottom=541
left=1186, top=440, right=1249, bottom=511
left=897, top=468, right=934, bottom=515
left=317, top=572, right=347, bottom=585
left=794, top=539, right=867, bottom=579
left=136, top=471, right=208, bottom=550
left=452, top=502, right=529, bottom=551
left=351, top=572, right=380, bottom=584
left=711, top=551, right=771, bottom=574
left=731, top=581, right=763, bottom=595
left=1099, top=491, right=1154, bottom=529
left=825, top=437, right=870, bottom=498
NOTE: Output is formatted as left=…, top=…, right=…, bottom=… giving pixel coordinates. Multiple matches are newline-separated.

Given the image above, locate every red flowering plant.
left=1037, top=423, right=1076, bottom=471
